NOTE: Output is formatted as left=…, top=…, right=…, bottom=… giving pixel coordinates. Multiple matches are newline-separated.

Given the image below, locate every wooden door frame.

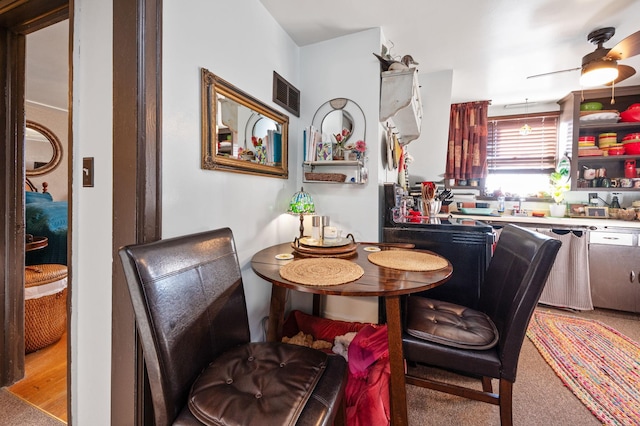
left=1, top=0, right=161, bottom=424
left=0, top=0, right=70, bottom=389
left=112, top=0, right=162, bottom=424
left=0, top=24, right=26, bottom=388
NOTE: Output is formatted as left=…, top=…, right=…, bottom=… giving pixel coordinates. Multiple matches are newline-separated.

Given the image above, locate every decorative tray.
left=291, top=234, right=358, bottom=258
left=578, top=149, right=605, bottom=157
left=579, top=111, right=620, bottom=123
left=299, top=236, right=352, bottom=247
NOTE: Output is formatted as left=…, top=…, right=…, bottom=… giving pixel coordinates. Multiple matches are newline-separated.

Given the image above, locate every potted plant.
left=549, top=170, right=570, bottom=217
left=332, top=128, right=350, bottom=160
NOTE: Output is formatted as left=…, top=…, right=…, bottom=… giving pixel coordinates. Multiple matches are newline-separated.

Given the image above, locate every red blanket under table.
left=283, top=310, right=390, bottom=426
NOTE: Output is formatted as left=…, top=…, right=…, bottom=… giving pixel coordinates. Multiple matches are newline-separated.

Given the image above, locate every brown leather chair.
left=402, top=224, right=561, bottom=426
left=119, top=228, right=347, bottom=426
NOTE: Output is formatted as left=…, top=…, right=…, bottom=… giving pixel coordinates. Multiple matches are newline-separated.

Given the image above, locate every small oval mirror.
left=311, top=97, right=366, bottom=151
left=321, top=110, right=354, bottom=141
left=25, top=120, right=63, bottom=176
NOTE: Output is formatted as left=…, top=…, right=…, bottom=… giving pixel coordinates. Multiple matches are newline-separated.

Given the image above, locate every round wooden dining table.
left=251, top=242, right=453, bottom=426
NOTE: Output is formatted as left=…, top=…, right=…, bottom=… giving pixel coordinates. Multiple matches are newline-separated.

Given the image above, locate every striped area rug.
left=527, top=310, right=640, bottom=425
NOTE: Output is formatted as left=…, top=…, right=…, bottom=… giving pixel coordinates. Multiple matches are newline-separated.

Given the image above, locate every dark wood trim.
left=65, top=3, right=73, bottom=421
left=0, top=0, right=68, bottom=33
left=0, top=0, right=69, bottom=390
left=0, top=26, right=26, bottom=387
left=112, top=0, right=162, bottom=424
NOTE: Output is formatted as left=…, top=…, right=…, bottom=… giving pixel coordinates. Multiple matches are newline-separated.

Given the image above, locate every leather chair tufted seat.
left=406, top=296, right=498, bottom=350
left=402, top=224, right=561, bottom=426
left=119, top=228, right=347, bottom=426
left=189, top=343, right=332, bottom=425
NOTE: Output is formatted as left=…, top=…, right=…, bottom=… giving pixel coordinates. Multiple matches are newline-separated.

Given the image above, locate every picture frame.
left=201, top=68, right=289, bottom=178
left=568, top=203, right=587, bottom=217
left=316, top=141, right=333, bottom=161
left=585, top=206, right=609, bottom=218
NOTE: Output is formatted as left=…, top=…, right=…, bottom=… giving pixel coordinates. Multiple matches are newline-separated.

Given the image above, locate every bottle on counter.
left=610, top=195, right=621, bottom=209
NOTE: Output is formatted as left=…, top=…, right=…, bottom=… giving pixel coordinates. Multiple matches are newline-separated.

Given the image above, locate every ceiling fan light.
left=580, top=60, right=619, bottom=87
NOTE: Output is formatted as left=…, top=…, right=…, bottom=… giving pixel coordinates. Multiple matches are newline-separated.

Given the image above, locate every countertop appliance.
left=382, top=183, right=495, bottom=310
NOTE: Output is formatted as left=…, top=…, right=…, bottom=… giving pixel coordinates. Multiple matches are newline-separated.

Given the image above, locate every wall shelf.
left=303, top=160, right=366, bottom=184
left=558, top=85, right=640, bottom=191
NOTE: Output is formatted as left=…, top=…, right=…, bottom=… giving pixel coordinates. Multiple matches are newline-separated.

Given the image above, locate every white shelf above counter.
left=302, top=160, right=367, bottom=184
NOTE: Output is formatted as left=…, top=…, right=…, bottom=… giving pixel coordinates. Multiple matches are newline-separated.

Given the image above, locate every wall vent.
left=273, top=71, right=300, bottom=117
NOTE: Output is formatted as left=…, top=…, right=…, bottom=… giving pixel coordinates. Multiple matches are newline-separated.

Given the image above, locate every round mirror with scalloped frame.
left=25, top=120, right=63, bottom=176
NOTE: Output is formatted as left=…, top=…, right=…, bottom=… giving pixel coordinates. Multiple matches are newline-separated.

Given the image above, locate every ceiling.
left=260, top=0, right=640, bottom=111
left=25, top=1, right=640, bottom=113
left=26, top=19, right=68, bottom=111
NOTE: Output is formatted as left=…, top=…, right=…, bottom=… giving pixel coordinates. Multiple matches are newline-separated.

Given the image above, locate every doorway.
left=6, top=19, right=70, bottom=422
left=2, top=1, right=162, bottom=423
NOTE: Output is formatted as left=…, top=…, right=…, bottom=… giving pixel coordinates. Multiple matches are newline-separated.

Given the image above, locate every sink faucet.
left=512, top=197, right=527, bottom=216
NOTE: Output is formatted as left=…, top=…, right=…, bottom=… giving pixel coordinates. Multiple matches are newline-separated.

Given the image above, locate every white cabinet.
left=589, top=229, right=640, bottom=312
left=380, top=68, right=422, bottom=144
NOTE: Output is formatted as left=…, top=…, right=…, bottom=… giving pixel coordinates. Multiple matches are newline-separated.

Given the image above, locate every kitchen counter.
left=441, top=212, right=640, bottom=230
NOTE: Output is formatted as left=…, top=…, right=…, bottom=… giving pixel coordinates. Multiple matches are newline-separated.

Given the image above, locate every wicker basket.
left=25, top=264, right=68, bottom=353
left=305, top=172, right=347, bottom=182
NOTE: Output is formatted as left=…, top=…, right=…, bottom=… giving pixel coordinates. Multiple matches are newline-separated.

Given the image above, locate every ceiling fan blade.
left=607, top=30, right=640, bottom=60
left=605, top=64, right=637, bottom=86
left=526, top=67, right=580, bottom=79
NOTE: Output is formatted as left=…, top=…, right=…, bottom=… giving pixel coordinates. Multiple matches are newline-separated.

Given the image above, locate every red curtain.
left=445, top=101, right=489, bottom=180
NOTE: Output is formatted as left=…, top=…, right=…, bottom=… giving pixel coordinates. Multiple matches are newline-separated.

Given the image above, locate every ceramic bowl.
left=608, top=146, right=625, bottom=155
left=580, top=101, right=603, bottom=111
left=624, top=141, right=640, bottom=155
left=620, top=109, right=640, bottom=122
left=598, top=133, right=617, bottom=146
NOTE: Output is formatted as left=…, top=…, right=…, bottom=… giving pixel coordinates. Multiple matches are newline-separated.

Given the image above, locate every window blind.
left=487, top=112, right=559, bottom=173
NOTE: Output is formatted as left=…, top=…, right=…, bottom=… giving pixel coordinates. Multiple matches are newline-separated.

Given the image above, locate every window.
left=485, top=112, right=560, bottom=196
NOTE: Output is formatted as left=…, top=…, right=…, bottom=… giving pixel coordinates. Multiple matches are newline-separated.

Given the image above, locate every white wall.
left=71, top=0, right=113, bottom=423
left=406, top=70, right=453, bottom=186
left=69, top=0, right=428, bottom=422
left=162, top=0, right=303, bottom=341
left=299, top=29, right=384, bottom=322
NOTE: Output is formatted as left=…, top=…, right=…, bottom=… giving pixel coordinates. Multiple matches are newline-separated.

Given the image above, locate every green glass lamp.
left=287, top=187, right=315, bottom=238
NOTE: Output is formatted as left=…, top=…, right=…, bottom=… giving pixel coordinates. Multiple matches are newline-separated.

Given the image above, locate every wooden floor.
left=8, top=332, right=68, bottom=423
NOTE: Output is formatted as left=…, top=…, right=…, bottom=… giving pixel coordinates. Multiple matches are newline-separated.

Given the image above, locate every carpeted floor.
left=2, top=306, right=637, bottom=425
left=406, top=306, right=640, bottom=426
left=0, top=389, right=64, bottom=426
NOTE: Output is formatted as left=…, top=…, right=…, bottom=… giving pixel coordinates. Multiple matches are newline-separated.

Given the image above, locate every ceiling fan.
left=527, top=27, right=640, bottom=87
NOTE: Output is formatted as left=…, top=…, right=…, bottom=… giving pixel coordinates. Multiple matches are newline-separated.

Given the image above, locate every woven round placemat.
left=367, top=250, right=448, bottom=271
left=279, top=258, right=364, bottom=286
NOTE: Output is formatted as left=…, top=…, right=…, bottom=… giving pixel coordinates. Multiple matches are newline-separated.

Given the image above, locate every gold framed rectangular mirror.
left=201, top=68, right=289, bottom=178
